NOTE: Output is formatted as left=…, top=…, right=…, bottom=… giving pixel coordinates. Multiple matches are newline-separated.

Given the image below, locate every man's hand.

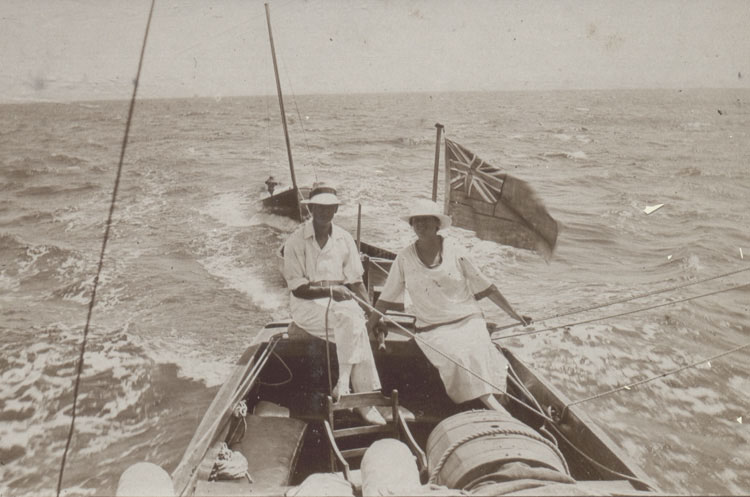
left=329, top=284, right=353, bottom=301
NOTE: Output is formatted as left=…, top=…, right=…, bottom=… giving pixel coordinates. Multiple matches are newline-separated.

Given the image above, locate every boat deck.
left=177, top=322, right=657, bottom=496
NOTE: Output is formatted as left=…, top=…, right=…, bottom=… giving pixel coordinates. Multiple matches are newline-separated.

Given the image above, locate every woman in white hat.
left=365, top=199, right=531, bottom=412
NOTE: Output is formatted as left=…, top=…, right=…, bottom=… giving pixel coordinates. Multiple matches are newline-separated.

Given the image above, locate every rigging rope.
left=493, top=267, right=750, bottom=334
left=56, top=2, right=156, bottom=495
left=356, top=291, right=745, bottom=490
left=324, top=288, right=334, bottom=397
left=282, top=64, right=318, bottom=183
left=562, top=340, right=750, bottom=418
left=494, top=282, right=749, bottom=341
left=351, top=294, right=553, bottom=423
left=361, top=295, right=657, bottom=488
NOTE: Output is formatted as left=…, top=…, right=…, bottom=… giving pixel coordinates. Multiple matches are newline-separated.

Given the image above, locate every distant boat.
left=258, top=3, right=310, bottom=222
left=260, top=184, right=311, bottom=222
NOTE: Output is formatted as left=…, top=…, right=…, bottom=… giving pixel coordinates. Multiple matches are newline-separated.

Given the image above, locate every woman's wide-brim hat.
left=301, top=184, right=341, bottom=205
left=400, top=198, right=452, bottom=229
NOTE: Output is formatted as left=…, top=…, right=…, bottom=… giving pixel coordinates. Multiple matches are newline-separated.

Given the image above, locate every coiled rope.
left=428, top=425, right=570, bottom=484
left=175, top=332, right=284, bottom=496
left=226, top=400, right=248, bottom=447
left=56, top=2, right=156, bottom=495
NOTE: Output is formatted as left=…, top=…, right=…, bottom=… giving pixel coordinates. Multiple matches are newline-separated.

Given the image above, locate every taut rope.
left=351, top=295, right=552, bottom=422
left=562, top=340, right=750, bottom=418
left=56, top=2, right=157, bottom=495
left=494, top=282, right=749, bottom=341
left=493, top=267, right=750, bottom=334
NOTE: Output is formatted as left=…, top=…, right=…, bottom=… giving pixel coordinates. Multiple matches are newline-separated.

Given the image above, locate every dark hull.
left=172, top=324, right=658, bottom=496
left=260, top=186, right=310, bottom=222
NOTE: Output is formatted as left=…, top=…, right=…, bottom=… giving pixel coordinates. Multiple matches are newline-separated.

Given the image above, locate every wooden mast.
left=264, top=3, right=298, bottom=195
left=431, top=122, right=444, bottom=202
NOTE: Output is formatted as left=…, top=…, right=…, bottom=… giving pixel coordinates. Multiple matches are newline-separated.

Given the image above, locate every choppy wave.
left=539, top=150, right=588, bottom=160
left=20, top=183, right=98, bottom=196
left=2, top=89, right=749, bottom=495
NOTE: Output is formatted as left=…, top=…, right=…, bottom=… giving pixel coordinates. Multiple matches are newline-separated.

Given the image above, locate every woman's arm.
left=482, top=285, right=532, bottom=326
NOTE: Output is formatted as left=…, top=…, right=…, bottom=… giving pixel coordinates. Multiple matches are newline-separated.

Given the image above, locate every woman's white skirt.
left=416, top=316, right=508, bottom=404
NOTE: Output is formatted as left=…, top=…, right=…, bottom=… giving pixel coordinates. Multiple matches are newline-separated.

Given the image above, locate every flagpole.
left=356, top=203, right=362, bottom=252
left=443, top=136, right=451, bottom=215
left=431, top=123, right=444, bottom=202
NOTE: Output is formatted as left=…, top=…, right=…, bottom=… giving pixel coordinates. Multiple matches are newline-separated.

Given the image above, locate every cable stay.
left=492, top=266, right=750, bottom=334
left=493, top=281, right=749, bottom=341
left=357, top=290, right=747, bottom=491
left=280, top=56, right=318, bottom=183
left=560, top=340, right=750, bottom=420
left=55, top=2, right=157, bottom=496
left=357, top=295, right=656, bottom=490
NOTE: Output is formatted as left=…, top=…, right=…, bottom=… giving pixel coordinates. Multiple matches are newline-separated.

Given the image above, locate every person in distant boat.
left=282, top=183, right=386, bottom=425
left=365, top=199, right=531, bottom=413
left=265, top=175, right=280, bottom=195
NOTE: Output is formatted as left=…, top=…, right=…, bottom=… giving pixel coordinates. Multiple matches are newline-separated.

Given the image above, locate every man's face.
left=311, top=204, right=338, bottom=224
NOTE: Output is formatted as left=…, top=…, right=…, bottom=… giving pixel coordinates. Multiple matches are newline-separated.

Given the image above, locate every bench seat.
left=194, top=414, right=308, bottom=495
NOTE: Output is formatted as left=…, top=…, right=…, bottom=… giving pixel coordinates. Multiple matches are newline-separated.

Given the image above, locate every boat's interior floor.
left=194, top=337, right=486, bottom=496
left=191, top=334, right=655, bottom=496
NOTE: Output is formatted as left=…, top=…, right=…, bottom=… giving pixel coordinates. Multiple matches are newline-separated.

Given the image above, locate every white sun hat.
left=301, top=183, right=341, bottom=205
left=400, top=198, right=452, bottom=229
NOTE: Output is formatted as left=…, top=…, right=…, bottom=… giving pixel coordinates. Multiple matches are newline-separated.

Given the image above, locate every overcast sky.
left=1, top=0, right=748, bottom=102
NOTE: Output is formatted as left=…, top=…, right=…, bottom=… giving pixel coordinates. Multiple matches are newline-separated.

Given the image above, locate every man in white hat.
left=282, top=184, right=385, bottom=425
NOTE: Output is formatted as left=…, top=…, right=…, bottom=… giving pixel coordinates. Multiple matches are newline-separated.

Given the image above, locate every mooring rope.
left=494, top=282, right=749, bottom=341
left=55, top=2, right=156, bottom=495
left=493, top=267, right=750, bottom=334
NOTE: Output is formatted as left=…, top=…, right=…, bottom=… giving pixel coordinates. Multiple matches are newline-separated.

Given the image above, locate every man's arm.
left=292, top=284, right=353, bottom=301
left=347, top=281, right=371, bottom=311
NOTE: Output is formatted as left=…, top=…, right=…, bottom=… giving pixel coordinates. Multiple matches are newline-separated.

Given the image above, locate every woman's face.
left=410, top=216, right=440, bottom=238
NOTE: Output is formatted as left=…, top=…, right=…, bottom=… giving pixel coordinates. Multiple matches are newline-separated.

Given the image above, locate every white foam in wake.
left=203, top=192, right=258, bottom=227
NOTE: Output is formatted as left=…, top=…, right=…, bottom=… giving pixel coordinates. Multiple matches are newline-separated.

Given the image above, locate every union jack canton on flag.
left=444, top=139, right=559, bottom=259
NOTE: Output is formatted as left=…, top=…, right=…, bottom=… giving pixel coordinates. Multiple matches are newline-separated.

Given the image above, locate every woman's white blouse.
left=379, top=237, right=492, bottom=328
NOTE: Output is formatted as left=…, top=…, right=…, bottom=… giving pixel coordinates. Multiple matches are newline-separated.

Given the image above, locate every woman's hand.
left=366, top=316, right=381, bottom=336
left=517, top=315, right=532, bottom=326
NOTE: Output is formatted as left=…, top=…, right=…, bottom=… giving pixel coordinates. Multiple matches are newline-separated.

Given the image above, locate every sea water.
left=1, top=89, right=748, bottom=495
